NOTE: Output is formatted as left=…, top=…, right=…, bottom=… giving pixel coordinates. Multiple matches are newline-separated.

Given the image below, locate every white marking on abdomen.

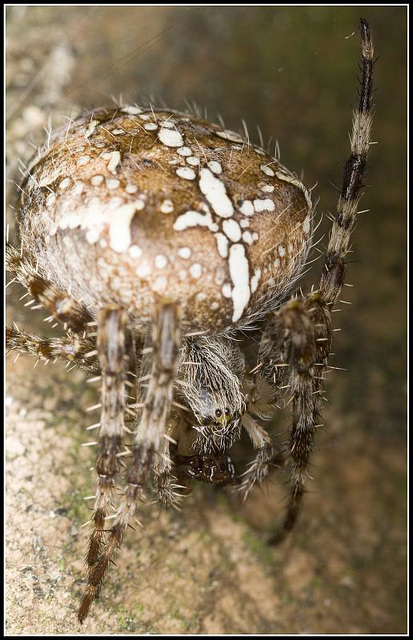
left=199, top=168, right=234, bottom=218
left=215, top=232, right=229, bottom=258
left=222, top=219, right=241, bottom=242
left=109, top=202, right=141, bottom=253
left=173, top=210, right=218, bottom=232
left=229, top=243, right=250, bottom=322
left=254, top=198, right=275, bottom=213
left=158, top=127, right=184, bottom=147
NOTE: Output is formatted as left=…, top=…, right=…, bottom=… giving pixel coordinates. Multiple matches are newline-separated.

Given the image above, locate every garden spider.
left=6, top=19, right=374, bottom=623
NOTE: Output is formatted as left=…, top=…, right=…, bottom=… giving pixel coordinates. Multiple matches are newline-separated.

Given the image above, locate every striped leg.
left=266, top=300, right=320, bottom=543
left=267, top=19, right=374, bottom=543
left=6, top=325, right=99, bottom=373
left=237, top=414, right=274, bottom=500
left=6, top=244, right=93, bottom=332
left=82, top=307, right=128, bottom=619
left=154, top=419, right=183, bottom=509
left=78, top=302, right=180, bottom=623
left=264, top=294, right=330, bottom=543
left=320, top=18, right=374, bottom=306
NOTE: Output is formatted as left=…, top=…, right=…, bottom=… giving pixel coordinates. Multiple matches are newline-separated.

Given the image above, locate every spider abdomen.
left=19, top=106, right=312, bottom=331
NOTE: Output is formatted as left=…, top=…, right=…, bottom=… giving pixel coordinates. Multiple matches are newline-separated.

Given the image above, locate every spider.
left=6, top=19, right=374, bottom=623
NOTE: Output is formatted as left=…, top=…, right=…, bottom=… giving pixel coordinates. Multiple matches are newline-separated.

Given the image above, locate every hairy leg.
left=154, top=415, right=184, bottom=509
left=319, top=19, right=374, bottom=306
left=257, top=300, right=319, bottom=543
left=6, top=243, right=93, bottom=332
left=78, top=301, right=180, bottom=623
left=271, top=298, right=331, bottom=543
left=83, top=306, right=128, bottom=614
left=6, top=325, right=100, bottom=373
left=261, top=20, right=374, bottom=543
left=130, top=328, right=183, bottom=508
left=238, top=413, right=274, bottom=500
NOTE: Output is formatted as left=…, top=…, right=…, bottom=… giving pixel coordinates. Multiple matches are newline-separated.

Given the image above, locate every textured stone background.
left=6, top=6, right=406, bottom=634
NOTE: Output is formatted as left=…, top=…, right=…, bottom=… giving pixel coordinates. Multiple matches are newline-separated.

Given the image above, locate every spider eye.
left=215, top=408, right=222, bottom=418
left=225, top=408, right=230, bottom=417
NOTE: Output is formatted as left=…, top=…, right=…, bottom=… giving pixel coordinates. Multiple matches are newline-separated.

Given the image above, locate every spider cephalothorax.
left=6, top=20, right=374, bottom=623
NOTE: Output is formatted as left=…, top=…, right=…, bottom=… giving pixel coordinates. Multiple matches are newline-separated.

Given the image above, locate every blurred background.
left=6, top=6, right=406, bottom=634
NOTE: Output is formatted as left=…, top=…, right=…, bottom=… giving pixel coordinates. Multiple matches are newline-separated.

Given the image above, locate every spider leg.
left=123, top=330, right=141, bottom=420
left=237, top=413, right=274, bottom=500
left=82, top=306, right=128, bottom=617
left=262, top=19, right=374, bottom=543
left=268, top=294, right=331, bottom=544
left=78, top=301, right=180, bottom=623
left=130, top=328, right=182, bottom=509
left=6, top=241, right=102, bottom=376
left=6, top=243, right=93, bottom=332
left=319, top=19, right=374, bottom=306
left=6, top=325, right=100, bottom=373
left=261, top=299, right=320, bottom=544
left=154, top=418, right=184, bottom=509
